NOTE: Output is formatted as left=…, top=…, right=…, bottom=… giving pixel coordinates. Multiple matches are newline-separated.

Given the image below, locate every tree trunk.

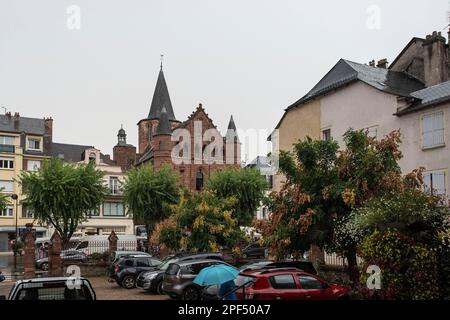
left=345, top=244, right=359, bottom=287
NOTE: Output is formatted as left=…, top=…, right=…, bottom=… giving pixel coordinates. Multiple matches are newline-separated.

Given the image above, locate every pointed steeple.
left=155, top=107, right=172, bottom=136
left=227, top=115, right=237, bottom=131
left=148, top=69, right=177, bottom=121
left=225, top=115, right=239, bottom=143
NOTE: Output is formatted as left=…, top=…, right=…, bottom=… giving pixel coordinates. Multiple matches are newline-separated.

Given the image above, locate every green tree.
left=206, top=168, right=267, bottom=225
left=0, top=189, right=9, bottom=213
left=258, top=130, right=405, bottom=283
left=156, top=191, right=245, bottom=253
left=19, top=158, right=107, bottom=245
left=122, top=164, right=180, bottom=235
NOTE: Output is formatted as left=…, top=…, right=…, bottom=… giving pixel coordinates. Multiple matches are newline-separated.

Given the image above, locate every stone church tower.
left=136, top=65, right=241, bottom=193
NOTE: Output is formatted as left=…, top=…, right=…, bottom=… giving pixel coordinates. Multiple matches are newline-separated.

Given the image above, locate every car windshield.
left=157, top=258, right=179, bottom=271
left=234, top=275, right=256, bottom=287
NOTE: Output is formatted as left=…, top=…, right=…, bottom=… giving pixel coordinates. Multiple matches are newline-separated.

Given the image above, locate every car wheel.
left=338, top=294, right=350, bottom=300
left=156, top=280, right=164, bottom=295
left=182, top=286, right=200, bottom=301
left=41, top=262, right=49, bottom=271
left=122, top=276, right=136, bottom=289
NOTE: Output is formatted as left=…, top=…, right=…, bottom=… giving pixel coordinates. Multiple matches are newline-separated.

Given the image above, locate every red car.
left=234, top=268, right=351, bottom=300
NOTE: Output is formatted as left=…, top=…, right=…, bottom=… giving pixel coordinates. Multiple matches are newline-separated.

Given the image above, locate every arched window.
left=148, top=124, right=153, bottom=141
left=196, top=170, right=204, bottom=191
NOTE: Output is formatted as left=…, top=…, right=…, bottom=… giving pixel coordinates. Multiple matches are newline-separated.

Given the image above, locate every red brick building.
left=114, top=66, right=241, bottom=193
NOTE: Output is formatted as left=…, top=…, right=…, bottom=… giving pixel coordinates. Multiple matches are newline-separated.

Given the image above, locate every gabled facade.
left=134, top=66, right=241, bottom=193
left=271, top=30, right=450, bottom=201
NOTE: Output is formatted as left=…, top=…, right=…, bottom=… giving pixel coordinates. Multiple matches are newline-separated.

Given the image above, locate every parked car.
left=241, top=243, right=268, bottom=259
left=136, top=252, right=223, bottom=294
left=234, top=268, right=350, bottom=300
left=109, top=255, right=162, bottom=289
left=3, top=277, right=96, bottom=300
left=107, top=251, right=152, bottom=275
left=162, top=259, right=233, bottom=300
left=35, top=249, right=88, bottom=271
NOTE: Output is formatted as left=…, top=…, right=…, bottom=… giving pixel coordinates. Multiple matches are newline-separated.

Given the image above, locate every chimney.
left=423, top=31, right=449, bottom=86
left=13, top=112, right=20, bottom=129
left=369, top=60, right=376, bottom=67
left=44, top=117, right=53, bottom=155
left=376, top=58, right=388, bottom=69
left=104, top=154, right=111, bottom=162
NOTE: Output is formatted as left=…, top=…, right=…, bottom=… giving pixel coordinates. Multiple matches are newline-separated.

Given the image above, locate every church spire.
left=155, top=107, right=172, bottom=136
left=226, top=115, right=239, bottom=143
left=147, top=64, right=176, bottom=121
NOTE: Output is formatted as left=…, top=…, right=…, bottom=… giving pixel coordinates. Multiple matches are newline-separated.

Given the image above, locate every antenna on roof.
left=1, top=106, right=7, bottom=114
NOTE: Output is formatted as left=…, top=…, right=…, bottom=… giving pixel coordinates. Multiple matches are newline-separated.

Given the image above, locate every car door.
left=136, top=258, right=153, bottom=273
left=296, top=274, right=329, bottom=300
left=267, top=274, right=299, bottom=300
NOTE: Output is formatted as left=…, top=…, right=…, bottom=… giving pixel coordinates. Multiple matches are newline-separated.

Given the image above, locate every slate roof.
left=52, top=142, right=94, bottom=163
left=396, top=80, right=450, bottom=115
left=136, top=148, right=153, bottom=165
left=285, top=59, right=425, bottom=113
left=225, top=115, right=240, bottom=143
left=155, top=107, right=172, bottom=135
left=147, top=69, right=177, bottom=121
left=0, top=115, right=46, bottom=135
left=246, top=156, right=270, bottom=168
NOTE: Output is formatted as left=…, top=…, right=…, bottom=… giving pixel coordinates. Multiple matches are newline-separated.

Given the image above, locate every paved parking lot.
left=0, top=276, right=171, bottom=300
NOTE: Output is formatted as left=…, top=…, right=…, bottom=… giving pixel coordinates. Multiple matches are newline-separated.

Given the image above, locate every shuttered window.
left=422, top=112, right=445, bottom=148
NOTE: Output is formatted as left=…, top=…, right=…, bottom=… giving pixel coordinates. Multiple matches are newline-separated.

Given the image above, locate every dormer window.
left=27, top=137, right=42, bottom=151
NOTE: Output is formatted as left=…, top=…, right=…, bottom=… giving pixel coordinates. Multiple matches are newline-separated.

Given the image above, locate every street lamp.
left=11, top=194, right=18, bottom=271
left=11, top=194, right=18, bottom=241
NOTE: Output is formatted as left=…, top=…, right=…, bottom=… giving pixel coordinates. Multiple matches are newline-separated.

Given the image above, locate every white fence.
left=323, top=252, right=364, bottom=266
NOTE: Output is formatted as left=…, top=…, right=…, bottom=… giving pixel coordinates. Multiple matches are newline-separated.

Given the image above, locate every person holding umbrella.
left=193, top=264, right=239, bottom=300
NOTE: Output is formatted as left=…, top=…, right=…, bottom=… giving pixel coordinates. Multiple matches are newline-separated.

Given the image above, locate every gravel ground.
left=0, top=276, right=171, bottom=300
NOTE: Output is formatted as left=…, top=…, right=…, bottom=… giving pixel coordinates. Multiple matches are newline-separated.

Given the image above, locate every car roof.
left=173, top=259, right=226, bottom=267
left=240, top=268, right=315, bottom=277
left=15, top=277, right=88, bottom=284
left=116, top=251, right=151, bottom=255
left=119, top=254, right=155, bottom=259
left=174, top=252, right=222, bottom=258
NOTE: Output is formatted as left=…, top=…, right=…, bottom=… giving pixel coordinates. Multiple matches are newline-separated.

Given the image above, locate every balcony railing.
left=0, top=144, right=15, bottom=153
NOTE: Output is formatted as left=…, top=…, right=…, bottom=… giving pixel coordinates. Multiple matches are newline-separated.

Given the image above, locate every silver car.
left=162, top=259, right=232, bottom=300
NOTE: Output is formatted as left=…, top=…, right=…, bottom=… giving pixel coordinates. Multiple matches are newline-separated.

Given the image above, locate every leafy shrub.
left=359, top=230, right=439, bottom=300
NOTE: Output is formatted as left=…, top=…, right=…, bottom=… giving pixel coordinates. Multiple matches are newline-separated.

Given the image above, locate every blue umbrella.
left=193, top=264, right=239, bottom=286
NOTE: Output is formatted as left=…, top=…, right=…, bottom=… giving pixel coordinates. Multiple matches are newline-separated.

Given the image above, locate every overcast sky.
left=1, top=0, right=449, bottom=162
